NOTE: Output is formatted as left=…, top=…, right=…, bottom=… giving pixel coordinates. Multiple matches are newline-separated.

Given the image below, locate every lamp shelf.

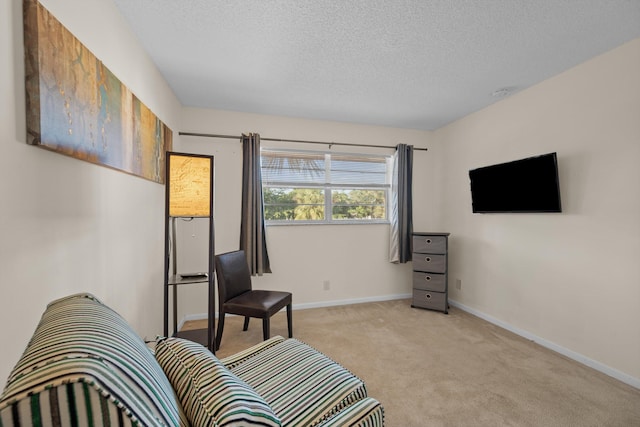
left=168, top=275, right=209, bottom=285
left=163, top=151, right=215, bottom=353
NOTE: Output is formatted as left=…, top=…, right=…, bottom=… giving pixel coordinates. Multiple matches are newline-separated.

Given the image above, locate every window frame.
left=261, top=148, right=392, bottom=225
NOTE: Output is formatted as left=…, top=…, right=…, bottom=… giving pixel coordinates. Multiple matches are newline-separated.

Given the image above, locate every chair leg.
left=215, top=312, right=225, bottom=351
left=262, top=317, right=270, bottom=341
left=286, top=304, right=293, bottom=338
left=243, top=316, right=250, bottom=331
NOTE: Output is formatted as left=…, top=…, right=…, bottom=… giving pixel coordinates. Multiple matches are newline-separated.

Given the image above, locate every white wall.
left=434, top=38, right=640, bottom=383
left=171, top=108, right=434, bottom=321
left=0, top=0, right=181, bottom=384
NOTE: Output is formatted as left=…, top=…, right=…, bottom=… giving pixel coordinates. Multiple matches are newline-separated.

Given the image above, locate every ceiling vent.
left=491, top=87, right=518, bottom=98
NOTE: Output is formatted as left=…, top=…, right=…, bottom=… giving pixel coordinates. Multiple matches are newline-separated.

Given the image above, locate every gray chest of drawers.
left=411, top=232, right=450, bottom=314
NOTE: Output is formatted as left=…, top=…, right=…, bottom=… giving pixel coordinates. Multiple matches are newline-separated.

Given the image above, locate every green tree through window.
left=261, top=150, right=390, bottom=224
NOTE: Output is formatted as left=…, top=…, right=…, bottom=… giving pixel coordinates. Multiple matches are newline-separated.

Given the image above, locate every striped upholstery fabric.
left=155, top=337, right=281, bottom=427
left=0, top=293, right=189, bottom=427
left=317, top=398, right=384, bottom=427
left=219, top=336, right=286, bottom=370
left=226, top=338, right=369, bottom=427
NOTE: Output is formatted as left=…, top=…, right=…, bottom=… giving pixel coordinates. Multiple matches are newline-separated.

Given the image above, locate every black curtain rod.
left=178, top=131, right=428, bottom=151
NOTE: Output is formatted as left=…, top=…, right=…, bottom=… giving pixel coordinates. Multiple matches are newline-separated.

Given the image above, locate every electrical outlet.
left=455, top=279, right=462, bottom=290
left=323, top=280, right=330, bottom=291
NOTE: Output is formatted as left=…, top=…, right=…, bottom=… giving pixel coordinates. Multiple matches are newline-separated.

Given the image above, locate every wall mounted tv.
left=469, top=152, right=562, bottom=213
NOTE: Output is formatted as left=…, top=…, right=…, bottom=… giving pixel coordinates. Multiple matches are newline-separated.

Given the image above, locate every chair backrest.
left=215, top=250, right=253, bottom=303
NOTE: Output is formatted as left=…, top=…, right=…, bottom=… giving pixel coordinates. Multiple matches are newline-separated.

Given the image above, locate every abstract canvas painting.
left=23, top=0, right=172, bottom=184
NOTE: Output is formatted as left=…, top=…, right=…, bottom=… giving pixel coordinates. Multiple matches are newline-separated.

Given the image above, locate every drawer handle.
left=426, top=239, right=432, bottom=244
left=425, top=293, right=432, bottom=300
left=425, top=276, right=432, bottom=281
left=425, top=257, right=431, bottom=262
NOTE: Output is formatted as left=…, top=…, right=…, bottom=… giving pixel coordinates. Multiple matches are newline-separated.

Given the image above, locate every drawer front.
left=413, top=235, right=447, bottom=254
left=412, top=253, right=446, bottom=273
left=412, top=271, right=446, bottom=292
left=412, top=289, right=447, bottom=311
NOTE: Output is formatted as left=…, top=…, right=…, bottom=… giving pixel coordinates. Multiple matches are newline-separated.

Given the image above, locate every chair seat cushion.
left=225, top=290, right=292, bottom=318
left=227, top=338, right=368, bottom=427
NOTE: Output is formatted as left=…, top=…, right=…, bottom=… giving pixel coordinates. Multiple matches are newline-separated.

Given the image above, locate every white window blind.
left=261, top=149, right=391, bottom=224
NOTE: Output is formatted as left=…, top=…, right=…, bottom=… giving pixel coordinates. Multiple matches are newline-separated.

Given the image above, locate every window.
left=261, top=149, right=391, bottom=224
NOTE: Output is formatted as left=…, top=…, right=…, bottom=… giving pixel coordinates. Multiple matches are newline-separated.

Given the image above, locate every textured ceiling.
left=112, top=0, right=640, bottom=131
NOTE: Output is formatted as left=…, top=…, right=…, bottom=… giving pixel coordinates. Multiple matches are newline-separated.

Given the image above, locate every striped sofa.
left=0, top=293, right=384, bottom=426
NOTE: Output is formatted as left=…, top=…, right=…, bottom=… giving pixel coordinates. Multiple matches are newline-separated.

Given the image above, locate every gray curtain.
left=240, top=133, right=271, bottom=275
left=389, top=144, right=413, bottom=263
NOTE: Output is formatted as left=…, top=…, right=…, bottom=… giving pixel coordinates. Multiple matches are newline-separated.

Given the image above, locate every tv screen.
left=469, top=152, right=562, bottom=213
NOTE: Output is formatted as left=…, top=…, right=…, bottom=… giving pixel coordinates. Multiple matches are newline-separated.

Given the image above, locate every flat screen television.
left=469, top=152, right=562, bottom=213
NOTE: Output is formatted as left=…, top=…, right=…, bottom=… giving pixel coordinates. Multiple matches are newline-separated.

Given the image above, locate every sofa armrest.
left=317, top=398, right=384, bottom=427
left=1, top=293, right=189, bottom=427
left=219, top=335, right=286, bottom=369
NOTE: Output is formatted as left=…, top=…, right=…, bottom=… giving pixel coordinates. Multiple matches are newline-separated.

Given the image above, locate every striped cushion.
left=219, top=336, right=286, bottom=370
left=155, top=337, right=281, bottom=427
left=317, top=398, right=384, bottom=427
left=227, top=338, right=369, bottom=427
left=0, top=293, right=189, bottom=427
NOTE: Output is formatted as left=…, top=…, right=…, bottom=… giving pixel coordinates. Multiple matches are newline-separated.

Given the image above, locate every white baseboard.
left=448, top=299, right=640, bottom=390
left=177, top=293, right=412, bottom=331
left=293, top=293, right=412, bottom=310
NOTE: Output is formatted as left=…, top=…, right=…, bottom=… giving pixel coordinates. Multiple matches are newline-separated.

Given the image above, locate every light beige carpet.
left=183, top=299, right=640, bottom=426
